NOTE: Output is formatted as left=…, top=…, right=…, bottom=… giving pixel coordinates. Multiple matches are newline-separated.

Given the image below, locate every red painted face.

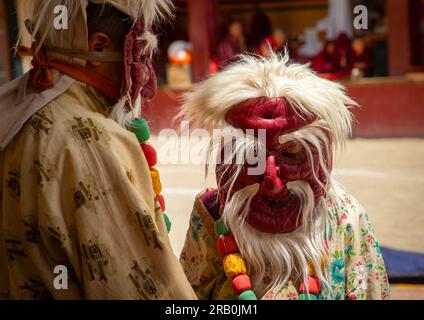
left=217, top=97, right=332, bottom=234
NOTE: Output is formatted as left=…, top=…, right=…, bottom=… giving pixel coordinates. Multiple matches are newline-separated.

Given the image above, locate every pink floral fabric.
left=180, top=185, right=390, bottom=300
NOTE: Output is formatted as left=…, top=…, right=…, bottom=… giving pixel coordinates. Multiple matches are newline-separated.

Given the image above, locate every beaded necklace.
left=128, top=117, right=323, bottom=299
left=129, top=118, right=172, bottom=233
left=214, top=219, right=324, bottom=300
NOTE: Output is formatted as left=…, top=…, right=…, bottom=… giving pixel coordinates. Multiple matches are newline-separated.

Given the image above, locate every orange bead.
left=217, top=235, right=238, bottom=257
left=223, top=253, right=247, bottom=279
left=232, top=274, right=252, bottom=295
left=299, top=276, right=321, bottom=295
left=150, top=168, right=162, bottom=195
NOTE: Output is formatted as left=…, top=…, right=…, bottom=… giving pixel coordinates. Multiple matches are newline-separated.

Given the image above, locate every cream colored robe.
left=0, top=82, right=197, bottom=300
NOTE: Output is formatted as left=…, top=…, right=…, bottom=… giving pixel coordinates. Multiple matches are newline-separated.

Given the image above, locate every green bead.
left=163, top=213, right=172, bottom=233
left=214, top=219, right=230, bottom=237
left=129, top=118, right=150, bottom=143
left=298, top=293, right=318, bottom=300
left=317, top=294, right=324, bottom=300
left=239, top=290, right=257, bottom=300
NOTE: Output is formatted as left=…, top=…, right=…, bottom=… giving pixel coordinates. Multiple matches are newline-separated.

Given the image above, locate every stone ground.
left=151, top=137, right=424, bottom=300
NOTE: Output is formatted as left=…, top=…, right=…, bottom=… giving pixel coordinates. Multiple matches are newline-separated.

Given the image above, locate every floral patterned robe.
left=180, top=185, right=390, bottom=300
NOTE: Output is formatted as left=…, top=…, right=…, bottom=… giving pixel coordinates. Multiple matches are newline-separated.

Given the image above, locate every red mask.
left=124, top=20, right=157, bottom=103
left=217, top=97, right=332, bottom=234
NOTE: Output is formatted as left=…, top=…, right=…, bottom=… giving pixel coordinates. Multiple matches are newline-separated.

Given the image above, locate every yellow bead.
left=223, top=253, right=247, bottom=279
left=307, top=256, right=328, bottom=276
left=150, top=168, right=162, bottom=195
left=307, top=262, right=315, bottom=276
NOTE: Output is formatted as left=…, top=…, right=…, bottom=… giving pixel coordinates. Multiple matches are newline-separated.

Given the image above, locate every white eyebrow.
left=278, top=131, right=299, bottom=145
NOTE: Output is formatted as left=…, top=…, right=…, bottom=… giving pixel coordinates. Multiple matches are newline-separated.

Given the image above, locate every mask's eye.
left=281, top=143, right=305, bottom=161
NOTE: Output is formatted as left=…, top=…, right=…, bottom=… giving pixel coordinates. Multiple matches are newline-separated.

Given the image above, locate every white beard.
left=221, top=181, right=332, bottom=298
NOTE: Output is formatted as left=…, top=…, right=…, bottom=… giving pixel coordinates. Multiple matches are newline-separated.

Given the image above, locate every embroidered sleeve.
left=180, top=199, right=231, bottom=299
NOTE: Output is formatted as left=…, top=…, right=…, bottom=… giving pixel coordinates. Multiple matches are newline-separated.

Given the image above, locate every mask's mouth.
left=245, top=192, right=301, bottom=234
left=263, top=193, right=294, bottom=209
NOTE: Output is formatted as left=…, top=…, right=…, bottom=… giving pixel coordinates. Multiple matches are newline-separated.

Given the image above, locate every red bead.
left=232, top=274, right=253, bottom=295
left=157, top=194, right=166, bottom=212
left=217, top=235, right=238, bottom=257
left=299, top=276, right=321, bottom=295
left=141, top=143, right=157, bottom=168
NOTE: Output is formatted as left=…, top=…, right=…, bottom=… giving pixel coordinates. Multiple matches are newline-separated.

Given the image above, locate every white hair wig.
left=179, top=53, right=357, bottom=150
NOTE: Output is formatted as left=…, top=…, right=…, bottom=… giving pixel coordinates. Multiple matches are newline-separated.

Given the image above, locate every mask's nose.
left=260, top=155, right=289, bottom=200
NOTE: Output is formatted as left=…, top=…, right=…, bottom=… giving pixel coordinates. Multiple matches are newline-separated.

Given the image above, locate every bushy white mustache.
left=222, top=181, right=332, bottom=298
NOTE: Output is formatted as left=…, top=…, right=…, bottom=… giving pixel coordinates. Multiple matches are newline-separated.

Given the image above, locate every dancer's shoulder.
left=327, top=182, right=371, bottom=235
